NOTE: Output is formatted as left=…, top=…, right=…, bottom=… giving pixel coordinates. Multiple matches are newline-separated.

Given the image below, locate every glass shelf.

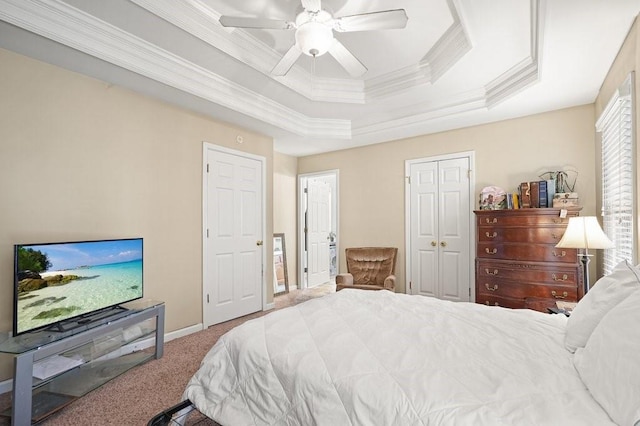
left=0, top=300, right=163, bottom=355
left=29, top=317, right=157, bottom=390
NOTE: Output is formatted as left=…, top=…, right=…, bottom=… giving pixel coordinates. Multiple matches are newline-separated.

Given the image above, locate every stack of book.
left=519, top=180, right=556, bottom=208
left=505, top=193, right=520, bottom=209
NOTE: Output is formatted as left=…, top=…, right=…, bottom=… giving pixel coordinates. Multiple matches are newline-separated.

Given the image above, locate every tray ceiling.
left=0, top=0, right=639, bottom=156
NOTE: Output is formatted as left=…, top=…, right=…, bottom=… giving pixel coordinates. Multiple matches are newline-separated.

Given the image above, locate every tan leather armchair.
left=336, top=247, right=398, bottom=292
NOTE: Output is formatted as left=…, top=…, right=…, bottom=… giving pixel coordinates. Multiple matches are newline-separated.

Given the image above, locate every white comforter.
left=184, top=289, right=614, bottom=425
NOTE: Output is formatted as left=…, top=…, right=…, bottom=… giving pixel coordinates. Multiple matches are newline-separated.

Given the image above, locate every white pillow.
left=573, top=289, right=640, bottom=426
left=565, top=260, right=640, bottom=352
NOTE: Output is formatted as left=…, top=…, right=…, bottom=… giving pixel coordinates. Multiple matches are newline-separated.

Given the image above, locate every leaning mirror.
left=273, top=233, right=289, bottom=295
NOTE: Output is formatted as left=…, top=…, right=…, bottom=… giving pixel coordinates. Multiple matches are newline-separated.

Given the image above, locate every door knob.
left=256, top=240, right=263, bottom=246
left=431, top=241, right=437, bottom=247
left=440, top=241, right=447, bottom=247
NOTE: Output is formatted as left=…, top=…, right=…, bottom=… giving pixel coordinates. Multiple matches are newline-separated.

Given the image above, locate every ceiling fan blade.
left=272, top=45, right=303, bottom=76
left=328, top=39, right=367, bottom=77
left=301, top=0, right=322, bottom=12
left=219, top=16, right=292, bottom=30
left=334, top=9, right=408, bottom=32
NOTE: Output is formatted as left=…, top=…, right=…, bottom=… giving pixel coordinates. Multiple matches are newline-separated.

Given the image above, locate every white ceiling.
left=0, top=0, right=639, bottom=157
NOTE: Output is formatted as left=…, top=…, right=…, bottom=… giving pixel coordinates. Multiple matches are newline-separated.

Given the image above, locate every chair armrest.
left=384, top=275, right=396, bottom=291
left=336, top=273, right=353, bottom=286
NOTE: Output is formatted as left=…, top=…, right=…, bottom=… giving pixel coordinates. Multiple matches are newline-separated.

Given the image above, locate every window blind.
left=596, top=73, right=635, bottom=275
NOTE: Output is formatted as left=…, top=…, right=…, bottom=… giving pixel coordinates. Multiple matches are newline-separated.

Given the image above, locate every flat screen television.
left=13, top=238, right=143, bottom=336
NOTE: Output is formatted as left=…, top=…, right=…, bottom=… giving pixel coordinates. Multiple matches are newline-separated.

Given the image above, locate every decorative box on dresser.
left=475, top=208, right=584, bottom=313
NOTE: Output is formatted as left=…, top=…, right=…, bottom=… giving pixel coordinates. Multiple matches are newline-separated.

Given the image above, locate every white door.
left=203, top=145, right=264, bottom=326
left=408, top=156, right=471, bottom=301
left=307, top=179, right=331, bottom=287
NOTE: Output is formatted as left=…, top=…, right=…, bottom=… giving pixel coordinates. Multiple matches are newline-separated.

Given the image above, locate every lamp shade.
left=555, top=216, right=615, bottom=249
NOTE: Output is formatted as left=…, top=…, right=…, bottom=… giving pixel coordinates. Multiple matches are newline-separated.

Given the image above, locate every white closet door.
left=408, top=156, right=471, bottom=301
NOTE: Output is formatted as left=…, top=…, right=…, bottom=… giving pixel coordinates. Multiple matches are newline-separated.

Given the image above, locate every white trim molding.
left=0, top=0, right=352, bottom=139
left=0, top=0, right=541, bottom=146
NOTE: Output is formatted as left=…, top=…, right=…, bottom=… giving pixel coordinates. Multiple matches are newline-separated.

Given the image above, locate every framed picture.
left=479, top=186, right=507, bottom=210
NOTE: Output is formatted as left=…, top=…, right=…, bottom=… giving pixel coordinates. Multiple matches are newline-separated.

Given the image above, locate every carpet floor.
left=0, top=283, right=335, bottom=425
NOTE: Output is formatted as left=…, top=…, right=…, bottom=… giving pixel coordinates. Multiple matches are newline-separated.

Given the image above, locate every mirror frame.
left=273, top=233, right=289, bottom=295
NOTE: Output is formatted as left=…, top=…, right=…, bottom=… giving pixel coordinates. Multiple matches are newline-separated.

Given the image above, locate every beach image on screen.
left=15, top=238, right=143, bottom=334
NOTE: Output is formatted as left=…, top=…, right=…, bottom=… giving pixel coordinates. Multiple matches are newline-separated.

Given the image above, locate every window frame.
left=596, top=72, right=636, bottom=274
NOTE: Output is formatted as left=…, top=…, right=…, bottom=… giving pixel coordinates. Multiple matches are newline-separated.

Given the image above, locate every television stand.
left=0, top=300, right=164, bottom=426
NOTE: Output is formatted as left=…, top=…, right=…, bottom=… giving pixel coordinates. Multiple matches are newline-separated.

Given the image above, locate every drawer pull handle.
left=553, top=218, right=562, bottom=224
left=485, top=248, right=498, bottom=255
left=551, top=233, right=560, bottom=240
left=485, top=301, right=499, bottom=306
left=485, top=231, right=497, bottom=238
left=552, top=250, right=566, bottom=258
left=485, top=283, right=499, bottom=292
left=552, top=291, right=568, bottom=299
left=485, top=268, right=498, bottom=275
left=552, top=274, right=568, bottom=282
left=485, top=218, right=497, bottom=224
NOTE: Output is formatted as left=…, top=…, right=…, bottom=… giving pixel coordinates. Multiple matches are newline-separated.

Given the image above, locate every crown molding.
left=365, top=62, right=432, bottom=100
left=134, top=0, right=539, bottom=108
left=0, top=0, right=352, bottom=139
left=422, top=2, right=471, bottom=83
left=131, top=0, right=473, bottom=104
left=132, top=0, right=278, bottom=74
left=355, top=0, right=541, bottom=139
left=353, top=88, right=487, bottom=139
left=131, top=0, right=366, bottom=104
left=0, top=0, right=542, bottom=145
left=365, top=0, right=471, bottom=100
left=485, top=0, right=541, bottom=107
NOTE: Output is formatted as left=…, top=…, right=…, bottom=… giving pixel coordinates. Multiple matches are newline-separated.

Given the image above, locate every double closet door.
left=407, top=155, right=472, bottom=301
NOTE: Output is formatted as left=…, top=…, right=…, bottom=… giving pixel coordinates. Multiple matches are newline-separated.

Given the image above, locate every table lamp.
left=555, top=216, right=614, bottom=293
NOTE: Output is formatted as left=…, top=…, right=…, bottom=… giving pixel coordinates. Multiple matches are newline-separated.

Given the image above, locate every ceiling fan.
left=218, top=0, right=408, bottom=77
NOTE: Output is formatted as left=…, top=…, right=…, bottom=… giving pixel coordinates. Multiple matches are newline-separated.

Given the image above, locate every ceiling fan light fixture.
left=294, top=11, right=334, bottom=57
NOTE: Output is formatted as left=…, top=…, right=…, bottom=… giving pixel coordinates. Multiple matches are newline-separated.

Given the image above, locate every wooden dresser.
left=475, top=208, right=584, bottom=312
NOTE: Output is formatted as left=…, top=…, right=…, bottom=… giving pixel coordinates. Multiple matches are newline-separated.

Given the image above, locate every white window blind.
left=596, top=73, right=635, bottom=275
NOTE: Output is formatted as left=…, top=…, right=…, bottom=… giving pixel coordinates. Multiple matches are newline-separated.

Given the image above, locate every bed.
left=155, top=261, right=640, bottom=426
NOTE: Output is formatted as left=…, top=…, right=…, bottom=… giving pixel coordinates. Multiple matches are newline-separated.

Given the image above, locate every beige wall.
left=0, top=48, right=274, bottom=381
left=299, top=104, right=597, bottom=292
left=273, top=152, right=298, bottom=288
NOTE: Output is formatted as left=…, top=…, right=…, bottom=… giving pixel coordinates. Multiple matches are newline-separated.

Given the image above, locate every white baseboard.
left=0, top=378, right=11, bottom=395
left=264, top=302, right=275, bottom=311
left=0, top=323, right=205, bottom=396
left=165, top=323, right=203, bottom=342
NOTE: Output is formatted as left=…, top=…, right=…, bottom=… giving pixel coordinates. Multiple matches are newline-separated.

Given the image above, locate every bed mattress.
left=184, top=289, right=614, bottom=425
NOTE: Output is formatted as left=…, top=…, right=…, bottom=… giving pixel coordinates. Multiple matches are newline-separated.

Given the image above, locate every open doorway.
left=298, top=170, right=339, bottom=289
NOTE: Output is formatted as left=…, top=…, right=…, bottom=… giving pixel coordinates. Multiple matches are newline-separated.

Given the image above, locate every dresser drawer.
left=476, top=213, right=573, bottom=227
left=477, top=279, right=578, bottom=301
left=476, top=260, right=579, bottom=285
left=477, top=243, right=578, bottom=263
left=477, top=227, right=566, bottom=244
left=476, top=294, right=526, bottom=309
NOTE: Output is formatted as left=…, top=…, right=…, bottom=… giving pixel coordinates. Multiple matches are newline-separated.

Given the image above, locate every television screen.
left=14, top=238, right=143, bottom=335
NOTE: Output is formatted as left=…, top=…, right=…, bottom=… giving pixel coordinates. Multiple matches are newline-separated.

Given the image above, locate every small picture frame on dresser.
left=479, top=186, right=506, bottom=210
